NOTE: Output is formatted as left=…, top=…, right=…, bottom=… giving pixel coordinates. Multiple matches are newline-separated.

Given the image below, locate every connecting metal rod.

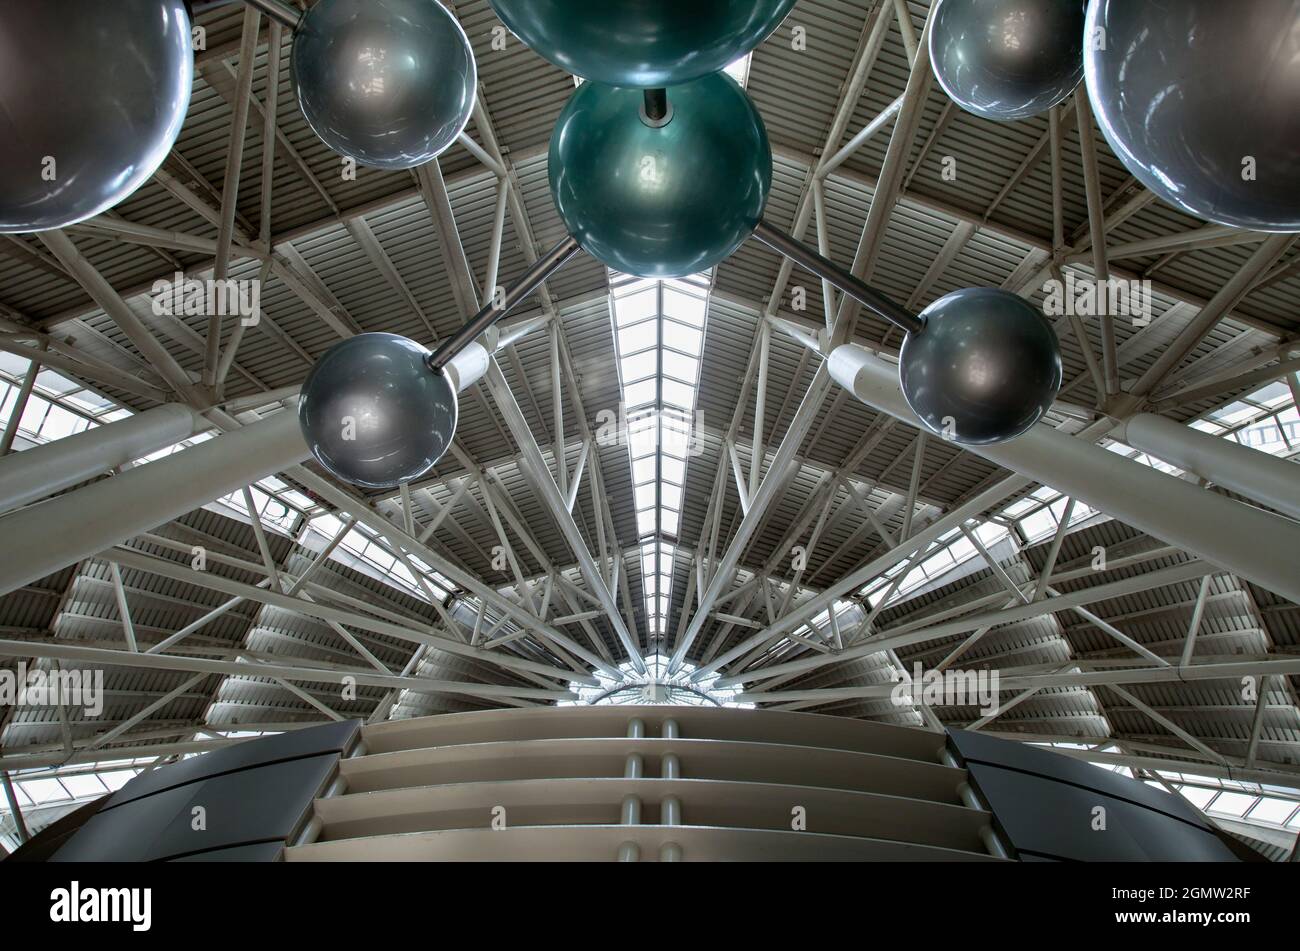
left=642, top=88, right=670, bottom=125
left=428, top=235, right=583, bottom=370
left=236, top=0, right=301, bottom=29
left=751, top=220, right=925, bottom=336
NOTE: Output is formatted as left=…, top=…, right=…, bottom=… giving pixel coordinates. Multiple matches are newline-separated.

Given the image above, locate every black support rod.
left=751, top=219, right=926, bottom=336
left=643, top=88, right=668, bottom=121
left=427, top=234, right=584, bottom=370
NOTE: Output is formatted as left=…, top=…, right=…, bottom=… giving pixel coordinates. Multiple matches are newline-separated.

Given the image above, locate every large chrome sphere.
left=292, top=0, right=476, bottom=170
left=900, top=288, right=1062, bottom=446
left=0, top=0, right=192, bottom=233
left=549, top=74, right=771, bottom=278
left=929, top=0, right=1086, bottom=122
left=298, top=333, right=457, bottom=489
left=1085, top=0, right=1300, bottom=232
left=489, top=0, right=796, bottom=87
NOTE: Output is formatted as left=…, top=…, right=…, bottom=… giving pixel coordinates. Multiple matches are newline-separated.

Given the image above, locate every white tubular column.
left=0, top=403, right=208, bottom=514
left=441, top=341, right=490, bottom=393
left=1116, top=412, right=1300, bottom=522
left=827, top=345, right=1300, bottom=604
left=0, top=407, right=310, bottom=597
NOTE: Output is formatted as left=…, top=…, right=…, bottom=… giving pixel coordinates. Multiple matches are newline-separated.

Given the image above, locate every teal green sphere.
left=489, top=0, right=797, bottom=87
left=549, top=74, right=772, bottom=278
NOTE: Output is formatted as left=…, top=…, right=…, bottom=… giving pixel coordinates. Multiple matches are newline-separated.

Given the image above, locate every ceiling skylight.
left=609, top=269, right=710, bottom=646
left=609, top=270, right=709, bottom=542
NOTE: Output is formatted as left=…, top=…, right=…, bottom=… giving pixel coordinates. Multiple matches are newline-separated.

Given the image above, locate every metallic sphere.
left=0, top=0, right=192, bottom=233
left=1085, top=0, right=1300, bottom=232
left=298, top=333, right=457, bottom=490
left=549, top=74, right=771, bottom=278
left=900, top=288, right=1062, bottom=446
left=292, top=0, right=476, bottom=170
left=489, top=0, right=797, bottom=87
left=929, top=0, right=1086, bottom=121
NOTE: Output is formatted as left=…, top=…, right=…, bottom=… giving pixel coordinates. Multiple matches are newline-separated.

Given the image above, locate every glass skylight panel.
left=619, top=319, right=657, bottom=354
left=634, top=482, right=657, bottom=510
left=660, top=454, right=686, bottom=485
left=1245, top=797, right=1296, bottom=825
left=662, top=378, right=695, bottom=410
left=606, top=269, right=712, bottom=648
left=621, top=349, right=657, bottom=382
left=632, top=455, right=657, bottom=482
left=624, top=378, right=657, bottom=408
left=662, top=350, right=699, bottom=383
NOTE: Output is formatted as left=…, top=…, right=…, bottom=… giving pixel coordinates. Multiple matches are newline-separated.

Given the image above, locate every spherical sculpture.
left=1085, top=0, right=1300, bottom=232
left=0, top=0, right=192, bottom=233
left=298, top=333, right=457, bottom=489
left=489, top=0, right=797, bottom=87
left=292, top=0, right=476, bottom=170
left=550, top=74, right=771, bottom=278
left=929, top=0, right=1085, bottom=122
left=900, top=288, right=1062, bottom=446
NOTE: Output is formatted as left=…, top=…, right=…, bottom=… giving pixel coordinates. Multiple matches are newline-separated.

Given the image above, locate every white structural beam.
left=694, top=472, right=1032, bottom=682
left=0, top=406, right=308, bottom=597
left=482, top=361, right=646, bottom=672
left=719, top=559, right=1209, bottom=687
left=1117, top=412, right=1300, bottom=521
left=286, top=465, right=620, bottom=680
left=827, top=345, right=1300, bottom=604
left=738, top=656, right=1300, bottom=705
left=0, top=403, right=208, bottom=514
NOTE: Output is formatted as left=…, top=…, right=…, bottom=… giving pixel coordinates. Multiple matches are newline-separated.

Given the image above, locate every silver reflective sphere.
left=900, top=288, right=1062, bottom=446
left=929, top=0, right=1085, bottom=121
left=292, top=0, right=477, bottom=170
left=1085, top=0, right=1300, bottom=232
left=0, top=0, right=192, bottom=233
left=298, top=333, right=457, bottom=489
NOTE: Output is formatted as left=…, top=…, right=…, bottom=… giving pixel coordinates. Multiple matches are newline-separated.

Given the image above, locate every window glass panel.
left=662, top=378, right=695, bottom=409
left=632, top=456, right=656, bottom=483
left=662, top=351, right=698, bottom=384
left=660, top=455, right=685, bottom=485
left=663, top=287, right=705, bottom=326
left=616, top=287, right=657, bottom=325
left=664, top=320, right=703, bottom=354
left=624, top=378, right=656, bottom=407
left=621, top=350, right=657, bottom=383
left=618, top=319, right=657, bottom=353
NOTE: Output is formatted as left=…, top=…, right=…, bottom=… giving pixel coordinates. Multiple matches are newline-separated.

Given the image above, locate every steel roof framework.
left=0, top=0, right=1298, bottom=846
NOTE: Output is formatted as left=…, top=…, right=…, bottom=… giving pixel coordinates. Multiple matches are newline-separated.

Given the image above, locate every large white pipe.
left=0, top=403, right=208, bottom=514
left=0, top=343, right=501, bottom=595
left=0, top=407, right=310, bottom=597
left=827, top=345, right=1300, bottom=604
left=1116, top=412, right=1300, bottom=522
